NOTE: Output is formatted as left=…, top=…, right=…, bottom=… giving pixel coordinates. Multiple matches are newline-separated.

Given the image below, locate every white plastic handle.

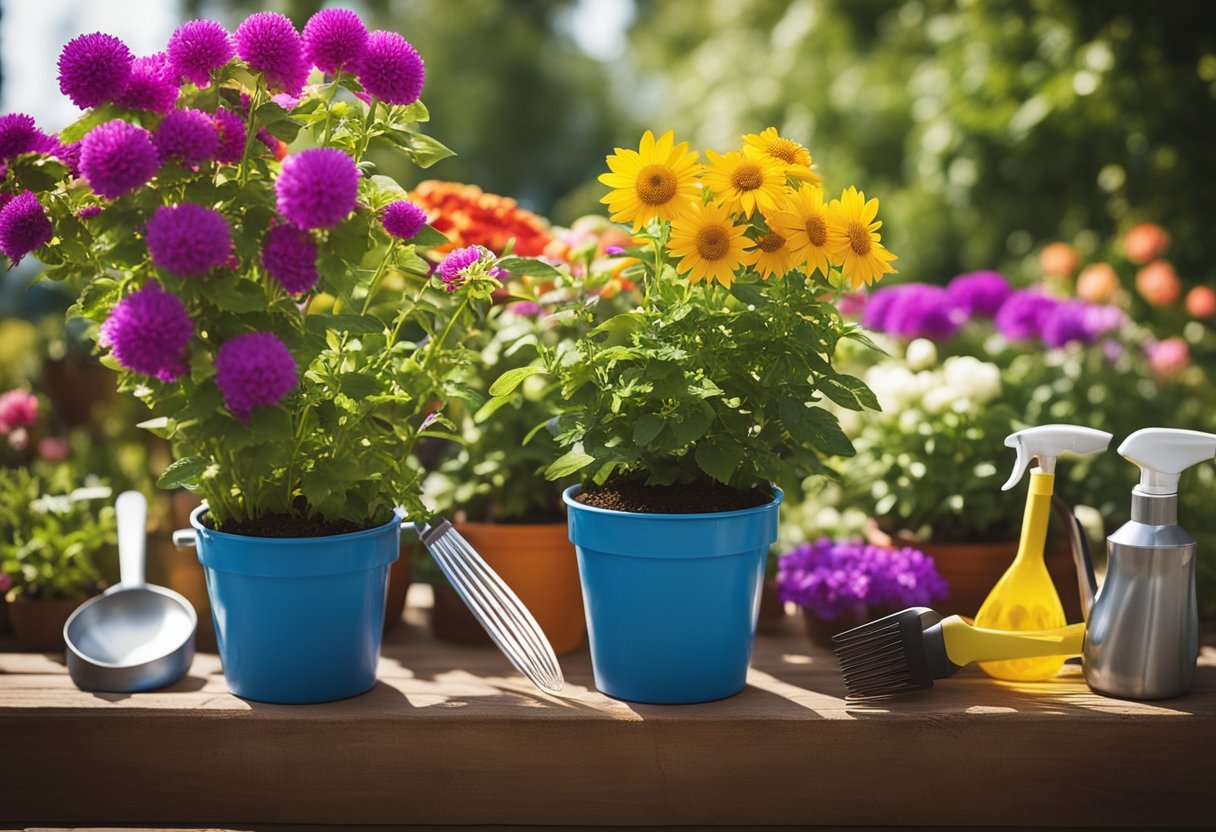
left=115, top=490, right=147, bottom=588
left=1120, top=428, right=1216, bottom=495
left=1002, top=425, right=1113, bottom=490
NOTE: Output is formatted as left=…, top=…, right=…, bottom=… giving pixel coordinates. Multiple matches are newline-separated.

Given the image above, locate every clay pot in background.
left=383, top=545, right=413, bottom=631
left=0, top=596, right=10, bottom=635
left=756, top=579, right=788, bottom=636
left=431, top=584, right=492, bottom=644
left=42, top=354, right=116, bottom=429
left=8, top=596, right=84, bottom=651
left=802, top=605, right=885, bottom=650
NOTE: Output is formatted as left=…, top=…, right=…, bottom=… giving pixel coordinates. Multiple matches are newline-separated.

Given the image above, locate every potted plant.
left=776, top=537, right=947, bottom=647
left=491, top=128, right=895, bottom=703
left=0, top=464, right=115, bottom=651
left=1, top=11, right=549, bottom=702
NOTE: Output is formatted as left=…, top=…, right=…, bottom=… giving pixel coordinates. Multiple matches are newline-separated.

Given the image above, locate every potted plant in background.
left=1, top=11, right=549, bottom=702
left=492, top=128, right=896, bottom=703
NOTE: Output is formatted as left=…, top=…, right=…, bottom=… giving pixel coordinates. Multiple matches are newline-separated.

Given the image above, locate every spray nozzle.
left=1002, top=425, right=1114, bottom=491
left=1118, top=428, right=1216, bottom=495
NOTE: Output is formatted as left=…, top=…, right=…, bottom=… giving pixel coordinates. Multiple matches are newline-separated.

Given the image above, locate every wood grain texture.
left=2, top=597, right=1213, bottom=828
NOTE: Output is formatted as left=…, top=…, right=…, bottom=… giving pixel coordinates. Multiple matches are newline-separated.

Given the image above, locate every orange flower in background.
left=1124, top=222, right=1170, bottom=265
left=407, top=180, right=552, bottom=256
left=1076, top=262, right=1120, bottom=303
left=1040, top=242, right=1080, bottom=277
left=1135, top=260, right=1182, bottom=307
left=1186, top=286, right=1216, bottom=319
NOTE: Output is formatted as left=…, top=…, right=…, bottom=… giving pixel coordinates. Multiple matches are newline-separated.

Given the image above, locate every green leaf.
left=780, top=401, right=855, bottom=456
left=545, top=450, right=595, bottom=480
left=473, top=393, right=514, bottom=423
left=409, top=224, right=449, bottom=248
left=695, top=441, right=741, bottom=484
left=59, top=106, right=120, bottom=144
left=386, top=129, right=456, bottom=168
left=157, top=457, right=206, bottom=490
left=496, top=257, right=561, bottom=279
left=489, top=365, right=547, bottom=397
left=632, top=414, right=665, bottom=446
left=820, top=374, right=881, bottom=412
left=670, top=402, right=715, bottom=446
left=339, top=372, right=382, bottom=398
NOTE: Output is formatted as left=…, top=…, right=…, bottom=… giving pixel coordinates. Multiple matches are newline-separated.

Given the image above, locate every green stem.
left=360, top=239, right=400, bottom=314
left=238, top=85, right=264, bottom=187
left=421, top=293, right=471, bottom=373
left=357, top=98, right=378, bottom=160
left=319, top=74, right=343, bottom=146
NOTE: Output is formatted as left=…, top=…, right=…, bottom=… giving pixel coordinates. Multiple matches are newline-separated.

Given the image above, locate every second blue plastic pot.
left=192, top=506, right=399, bottom=704
left=564, top=486, right=782, bottom=704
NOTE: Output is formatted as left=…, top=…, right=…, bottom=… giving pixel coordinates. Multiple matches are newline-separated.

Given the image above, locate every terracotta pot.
left=41, top=354, right=116, bottom=428
left=7, top=596, right=85, bottom=651
left=453, top=520, right=586, bottom=655
left=868, top=525, right=1083, bottom=621
left=0, top=595, right=10, bottom=635
left=431, top=584, right=493, bottom=645
left=756, top=578, right=787, bottom=635
left=383, top=544, right=413, bottom=631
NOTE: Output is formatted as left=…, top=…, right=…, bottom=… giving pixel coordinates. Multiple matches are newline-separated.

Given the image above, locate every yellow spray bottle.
left=975, top=425, right=1112, bottom=681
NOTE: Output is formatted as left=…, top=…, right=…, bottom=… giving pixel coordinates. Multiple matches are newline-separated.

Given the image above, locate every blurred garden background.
left=2, top=0, right=1215, bottom=628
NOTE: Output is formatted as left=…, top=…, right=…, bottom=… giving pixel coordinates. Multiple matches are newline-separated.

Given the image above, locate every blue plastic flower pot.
left=191, top=506, right=399, bottom=704
left=563, top=486, right=782, bottom=705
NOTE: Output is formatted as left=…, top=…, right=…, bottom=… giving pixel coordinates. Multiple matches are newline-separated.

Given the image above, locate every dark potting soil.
left=575, top=478, right=773, bottom=515
left=215, top=513, right=373, bottom=538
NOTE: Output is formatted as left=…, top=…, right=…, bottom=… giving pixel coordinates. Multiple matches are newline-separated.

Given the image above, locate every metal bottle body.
left=1083, top=493, right=1198, bottom=700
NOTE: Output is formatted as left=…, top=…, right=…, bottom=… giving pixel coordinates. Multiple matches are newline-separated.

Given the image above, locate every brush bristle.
left=830, top=607, right=940, bottom=698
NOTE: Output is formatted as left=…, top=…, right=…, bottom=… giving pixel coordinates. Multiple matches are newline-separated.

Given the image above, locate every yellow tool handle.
left=1013, top=470, right=1055, bottom=564
left=941, top=616, right=1085, bottom=667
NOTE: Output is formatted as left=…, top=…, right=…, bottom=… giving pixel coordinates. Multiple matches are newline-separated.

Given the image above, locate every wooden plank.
left=1, top=602, right=1213, bottom=827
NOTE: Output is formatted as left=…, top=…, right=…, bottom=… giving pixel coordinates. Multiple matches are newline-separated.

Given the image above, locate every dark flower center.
left=757, top=231, right=786, bottom=253
left=636, top=164, right=678, bottom=206
left=731, top=162, right=764, bottom=192
left=695, top=226, right=730, bottom=261
left=847, top=221, right=872, bottom=255
left=805, top=215, right=828, bottom=247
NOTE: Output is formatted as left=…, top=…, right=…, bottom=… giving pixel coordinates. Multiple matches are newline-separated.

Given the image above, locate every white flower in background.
left=905, top=338, right=938, bottom=371
left=866, top=364, right=921, bottom=413
left=922, top=384, right=960, bottom=414
left=942, top=355, right=1002, bottom=405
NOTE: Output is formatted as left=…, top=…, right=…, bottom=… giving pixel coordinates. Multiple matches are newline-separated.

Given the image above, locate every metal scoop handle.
left=115, top=491, right=147, bottom=590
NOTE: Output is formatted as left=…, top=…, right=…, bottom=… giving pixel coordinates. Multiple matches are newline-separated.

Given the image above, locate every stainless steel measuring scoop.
left=65, top=491, right=197, bottom=692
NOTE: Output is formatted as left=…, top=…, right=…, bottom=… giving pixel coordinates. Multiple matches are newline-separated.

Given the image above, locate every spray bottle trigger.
left=1002, top=434, right=1031, bottom=491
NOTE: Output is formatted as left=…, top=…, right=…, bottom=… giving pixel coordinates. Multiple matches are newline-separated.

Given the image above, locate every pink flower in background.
left=0, top=573, right=11, bottom=594
left=1076, top=262, right=1120, bottom=303
left=1124, top=222, right=1170, bottom=265
left=1186, top=286, right=1216, bottom=319
left=166, top=19, right=234, bottom=88
left=38, top=436, right=71, bottom=462
left=0, top=389, right=39, bottom=432
left=57, top=32, right=134, bottom=109
left=1135, top=260, right=1182, bottom=307
left=381, top=200, right=428, bottom=240
left=1146, top=337, right=1190, bottom=379
left=1039, top=242, right=1079, bottom=277
left=114, top=53, right=180, bottom=114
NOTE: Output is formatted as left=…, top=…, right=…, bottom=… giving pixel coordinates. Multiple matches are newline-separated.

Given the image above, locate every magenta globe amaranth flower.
left=212, top=107, right=246, bottom=165
left=114, top=53, right=179, bottom=114
left=235, top=12, right=309, bottom=97
left=146, top=203, right=231, bottom=278
left=872, top=283, right=959, bottom=341
left=79, top=120, right=158, bottom=199
left=1042, top=301, right=1096, bottom=348
left=57, top=32, right=134, bottom=109
left=381, top=200, right=427, bottom=240
left=261, top=224, right=318, bottom=296
left=303, top=8, right=368, bottom=74
left=0, top=191, right=53, bottom=266
left=166, top=19, right=234, bottom=87
left=994, top=289, right=1059, bottom=341
left=275, top=147, right=358, bottom=229
left=0, top=389, right=39, bottom=430
left=438, top=245, right=489, bottom=293
left=154, top=109, right=218, bottom=167
left=358, top=30, right=424, bottom=105
left=948, top=270, right=1011, bottom=317
left=215, top=332, right=297, bottom=421
left=100, top=282, right=193, bottom=382
left=0, top=114, right=42, bottom=161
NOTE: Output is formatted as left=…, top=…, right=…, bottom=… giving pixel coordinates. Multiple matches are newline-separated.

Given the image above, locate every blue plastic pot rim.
left=562, top=485, right=783, bottom=518
left=190, top=504, right=403, bottom=545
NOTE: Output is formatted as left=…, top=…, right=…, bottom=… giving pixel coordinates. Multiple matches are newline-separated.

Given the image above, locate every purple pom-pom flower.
left=0, top=191, right=53, bottom=266
left=438, top=245, right=490, bottom=293
left=357, top=30, right=424, bottom=105
left=166, top=19, right=234, bottom=87
left=212, top=107, right=246, bottom=165
left=1042, top=301, right=1097, bottom=348
left=114, top=53, right=179, bottom=114
left=99, top=282, right=193, bottom=382
left=79, top=120, right=159, bottom=199
left=994, top=289, right=1059, bottom=341
left=947, top=270, right=1011, bottom=317
left=381, top=200, right=427, bottom=240
left=861, top=284, right=906, bottom=331
left=154, top=108, right=218, bottom=167
left=215, top=332, right=297, bottom=421
left=871, top=283, right=960, bottom=341
left=146, top=203, right=231, bottom=278
left=275, top=147, right=358, bottom=229
left=235, top=12, right=309, bottom=97
left=57, top=32, right=134, bottom=109
left=302, top=8, right=368, bottom=74
left=0, top=114, right=42, bottom=161
left=261, top=224, right=318, bottom=296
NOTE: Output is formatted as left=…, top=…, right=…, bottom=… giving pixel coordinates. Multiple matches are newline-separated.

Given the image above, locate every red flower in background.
left=408, top=180, right=551, bottom=256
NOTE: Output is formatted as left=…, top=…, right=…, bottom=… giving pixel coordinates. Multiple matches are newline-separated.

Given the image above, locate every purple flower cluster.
left=864, top=283, right=960, bottom=341
left=146, top=203, right=231, bottom=277
left=0, top=113, right=41, bottom=161
left=235, top=12, right=308, bottom=97
left=79, top=120, right=159, bottom=199
left=993, top=289, right=1058, bottom=341
left=0, top=191, right=53, bottom=265
left=303, top=8, right=368, bottom=75
left=166, top=19, right=234, bottom=87
left=381, top=200, right=427, bottom=240
left=215, top=332, right=297, bottom=421
left=154, top=108, right=217, bottom=167
left=212, top=107, right=246, bottom=165
left=100, top=282, right=193, bottom=381
left=114, top=53, right=179, bottom=114
left=358, top=30, right=425, bottom=105
left=948, top=270, right=1011, bottom=316
left=261, top=224, right=318, bottom=296
left=438, top=245, right=488, bottom=293
left=275, top=147, right=358, bottom=229
left=57, top=32, right=134, bottom=109
left=776, top=538, right=948, bottom=621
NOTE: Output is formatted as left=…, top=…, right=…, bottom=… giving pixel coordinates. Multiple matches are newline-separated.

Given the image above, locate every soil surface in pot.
left=576, top=478, right=773, bottom=514
left=212, top=513, right=372, bottom=538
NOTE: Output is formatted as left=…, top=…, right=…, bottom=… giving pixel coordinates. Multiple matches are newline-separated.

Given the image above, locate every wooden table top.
left=2, top=591, right=1213, bottom=827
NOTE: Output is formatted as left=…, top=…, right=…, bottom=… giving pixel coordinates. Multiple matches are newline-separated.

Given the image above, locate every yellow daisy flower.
left=825, top=186, right=898, bottom=288
left=702, top=148, right=786, bottom=218
left=668, top=200, right=754, bottom=288
left=742, top=127, right=822, bottom=188
left=744, top=222, right=798, bottom=280
left=770, top=184, right=835, bottom=279
left=598, top=130, right=702, bottom=231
